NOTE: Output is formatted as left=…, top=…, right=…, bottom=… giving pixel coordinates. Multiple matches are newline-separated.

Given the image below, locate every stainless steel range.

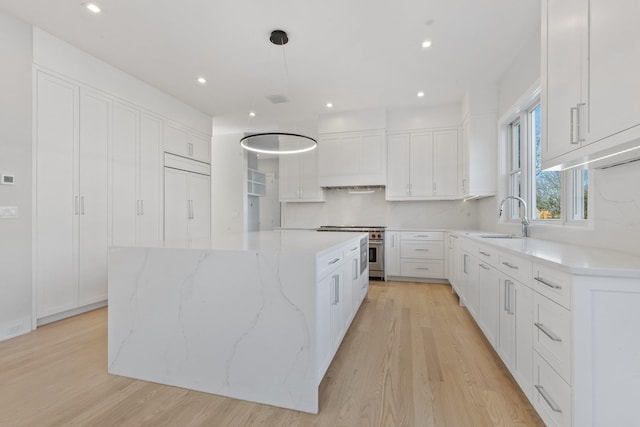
left=317, top=226, right=386, bottom=280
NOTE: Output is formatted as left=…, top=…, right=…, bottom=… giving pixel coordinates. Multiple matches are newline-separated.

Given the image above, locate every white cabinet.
left=386, top=129, right=458, bottom=201
left=247, top=168, right=266, bottom=196
left=542, top=0, right=640, bottom=169
left=35, top=72, right=109, bottom=318
left=385, top=231, right=401, bottom=277
left=318, top=130, right=386, bottom=187
left=111, top=104, right=162, bottom=246
left=477, top=262, right=500, bottom=348
left=164, top=159, right=210, bottom=242
left=461, top=252, right=479, bottom=316
left=497, top=273, right=533, bottom=400
left=164, top=122, right=211, bottom=164
left=459, top=114, right=497, bottom=198
left=279, top=141, right=323, bottom=202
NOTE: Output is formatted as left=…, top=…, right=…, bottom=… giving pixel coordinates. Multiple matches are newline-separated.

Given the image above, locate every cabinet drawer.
left=533, top=352, right=572, bottom=427
left=534, top=292, right=572, bottom=384
left=498, top=252, right=533, bottom=286
left=317, top=247, right=344, bottom=278
left=401, top=231, right=443, bottom=241
left=400, top=260, right=444, bottom=279
left=476, top=244, right=500, bottom=268
left=533, top=263, right=572, bottom=310
left=400, top=241, right=444, bottom=260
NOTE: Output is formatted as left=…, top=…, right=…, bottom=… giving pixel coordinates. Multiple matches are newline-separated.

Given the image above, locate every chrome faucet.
left=499, top=196, right=530, bottom=238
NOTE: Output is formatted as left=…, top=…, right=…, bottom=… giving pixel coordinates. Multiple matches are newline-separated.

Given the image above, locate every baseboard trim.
left=37, top=300, right=108, bottom=327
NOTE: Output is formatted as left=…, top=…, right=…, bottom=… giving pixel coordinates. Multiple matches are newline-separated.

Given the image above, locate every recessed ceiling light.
left=196, top=77, right=207, bottom=84
left=249, top=111, right=256, bottom=117
left=84, top=2, right=101, bottom=13
left=326, top=102, right=333, bottom=108
left=422, top=40, right=432, bottom=48
left=417, top=91, right=425, bottom=98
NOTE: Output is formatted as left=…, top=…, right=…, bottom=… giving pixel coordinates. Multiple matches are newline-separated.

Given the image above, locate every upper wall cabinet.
left=542, top=0, right=640, bottom=169
left=386, top=129, right=459, bottom=201
left=279, top=140, right=324, bottom=202
left=164, top=122, right=211, bottom=164
left=460, top=113, right=497, bottom=199
left=318, top=130, right=386, bottom=187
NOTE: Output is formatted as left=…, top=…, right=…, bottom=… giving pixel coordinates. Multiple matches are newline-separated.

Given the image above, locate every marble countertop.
left=451, top=230, right=640, bottom=278
left=119, top=230, right=366, bottom=255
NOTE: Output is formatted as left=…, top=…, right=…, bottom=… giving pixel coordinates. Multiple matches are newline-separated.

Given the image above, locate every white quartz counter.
left=137, top=230, right=366, bottom=255
left=451, top=230, right=640, bottom=278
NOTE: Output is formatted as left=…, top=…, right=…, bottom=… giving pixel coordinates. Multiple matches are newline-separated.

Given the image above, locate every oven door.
left=369, top=241, right=384, bottom=273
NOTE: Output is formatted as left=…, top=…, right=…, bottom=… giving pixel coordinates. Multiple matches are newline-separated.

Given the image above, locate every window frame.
left=500, top=83, right=591, bottom=227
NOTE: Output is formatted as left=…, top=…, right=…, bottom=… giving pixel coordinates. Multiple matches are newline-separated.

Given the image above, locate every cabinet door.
left=78, top=90, right=110, bottom=305
left=35, top=72, right=79, bottom=317
left=330, top=271, right=345, bottom=351
left=189, top=133, right=211, bottom=163
left=299, top=149, right=322, bottom=201
left=361, top=133, right=385, bottom=177
left=342, top=253, right=357, bottom=326
left=433, top=130, right=458, bottom=197
left=497, top=276, right=515, bottom=367
left=409, top=132, right=434, bottom=197
left=111, top=102, right=138, bottom=246
left=164, top=168, right=190, bottom=241
left=189, top=173, right=211, bottom=241
left=513, top=281, right=533, bottom=399
left=385, top=231, right=401, bottom=276
left=164, top=122, right=188, bottom=156
left=138, top=113, right=162, bottom=244
left=318, top=136, right=342, bottom=181
left=386, top=134, right=410, bottom=198
left=587, top=0, right=640, bottom=144
left=478, top=264, right=500, bottom=349
left=543, top=0, right=584, bottom=161
left=464, top=255, right=479, bottom=318
left=340, top=136, right=361, bottom=175
left=316, top=273, right=332, bottom=382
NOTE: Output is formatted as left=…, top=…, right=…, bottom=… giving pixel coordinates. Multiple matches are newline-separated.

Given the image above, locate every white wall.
left=282, top=190, right=479, bottom=229
left=211, top=133, right=247, bottom=234
left=479, top=21, right=640, bottom=256
left=0, top=11, right=33, bottom=340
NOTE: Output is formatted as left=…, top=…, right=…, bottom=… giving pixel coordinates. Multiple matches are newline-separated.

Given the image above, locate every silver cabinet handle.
left=353, top=259, right=358, bottom=280
left=534, top=323, right=562, bottom=342
left=328, top=258, right=340, bottom=265
left=415, top=248, right=430, bottom=251
left=80, top=196, right=85, bottom=215
left=479, top=251, right=491, bottom=257
left=502, top=261, right=519, bottom=270
left=505, top=280, right=514, bottom=314
left=416, top=234, right=430, bottom=238
left=74, top=195, right=79, bottom=215
left=503, top=281, right=509, bottom=312
left=190, top=200, right=194, bottom=219
left=534, top=385, right=563, bottom=413
left=479, top=264, right=489, bottom=270
left=535, top=276, right=562, bottom=290
left=416, top=267, right=430, bottom=270
left=351, top=246, right=358, bottom=251
left=577, top=102, right=586, bottom=142
left=570, top=106, right=579, bottom=144
left=333, top=275, right=340, bottom=304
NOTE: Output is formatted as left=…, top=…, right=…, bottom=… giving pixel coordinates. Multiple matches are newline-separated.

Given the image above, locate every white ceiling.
left=0, top=0, right=540, bottom=134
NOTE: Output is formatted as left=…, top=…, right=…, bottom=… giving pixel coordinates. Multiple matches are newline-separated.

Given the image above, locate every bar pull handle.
left=353, top=259, right=358, bottom=280
left=328, top=258, right=340, bottom=265
left=503, top=281, right=509, bottom=312
left=502, top=261, right=519, bottom=270
left=534, top=323, right=562, bottom=342
left=416, top=267, right=430, bottom=270
left=570, top=106, right=579, bottom=144
left=479, top=264, right=490, bottom=270
left=479, top=251, right=491, bottom=257
left=332, top=275, right=340, bottom=305
left=415, top=248, right=430, bottom=252
left=535, top=276, right=562, bottom=290
left=534, top=385, right=563, bottom=413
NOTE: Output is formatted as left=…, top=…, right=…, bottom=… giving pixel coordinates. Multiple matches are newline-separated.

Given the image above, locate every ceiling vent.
left=266, top=94, right=289, bottom=104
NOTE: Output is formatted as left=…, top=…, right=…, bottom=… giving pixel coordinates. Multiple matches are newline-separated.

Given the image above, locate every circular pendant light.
left=239, top=30, right=318, bottom=155
left=240, top=132, right=317, bottom=155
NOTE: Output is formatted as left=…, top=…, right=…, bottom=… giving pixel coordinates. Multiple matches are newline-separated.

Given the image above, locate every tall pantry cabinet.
left=35, top=69, right=211, bottom=322
left=35, top=72, right=109, bottom=318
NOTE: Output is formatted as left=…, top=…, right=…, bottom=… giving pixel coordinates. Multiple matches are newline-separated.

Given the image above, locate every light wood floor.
left=0, top=282, right=543, bottom=427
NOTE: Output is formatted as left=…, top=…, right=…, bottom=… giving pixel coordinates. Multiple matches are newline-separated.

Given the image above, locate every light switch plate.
left=1, top=174, right=15, bottom=185
left=0, top=206, right=18, bottom=218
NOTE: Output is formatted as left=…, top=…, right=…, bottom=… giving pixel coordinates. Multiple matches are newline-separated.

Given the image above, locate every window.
left=505, top=98, right=589, bottom=224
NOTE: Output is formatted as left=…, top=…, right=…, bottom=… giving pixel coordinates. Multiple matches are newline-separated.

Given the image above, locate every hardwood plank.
left=0, top=281, right=544, bottom=427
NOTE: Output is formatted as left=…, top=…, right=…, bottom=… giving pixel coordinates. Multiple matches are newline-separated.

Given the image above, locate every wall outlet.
left=0, top=206, right=18, bottom=218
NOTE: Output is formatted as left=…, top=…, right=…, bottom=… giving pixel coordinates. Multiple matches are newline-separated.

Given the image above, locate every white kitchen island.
left=107, top=230, right=368, bottom=414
